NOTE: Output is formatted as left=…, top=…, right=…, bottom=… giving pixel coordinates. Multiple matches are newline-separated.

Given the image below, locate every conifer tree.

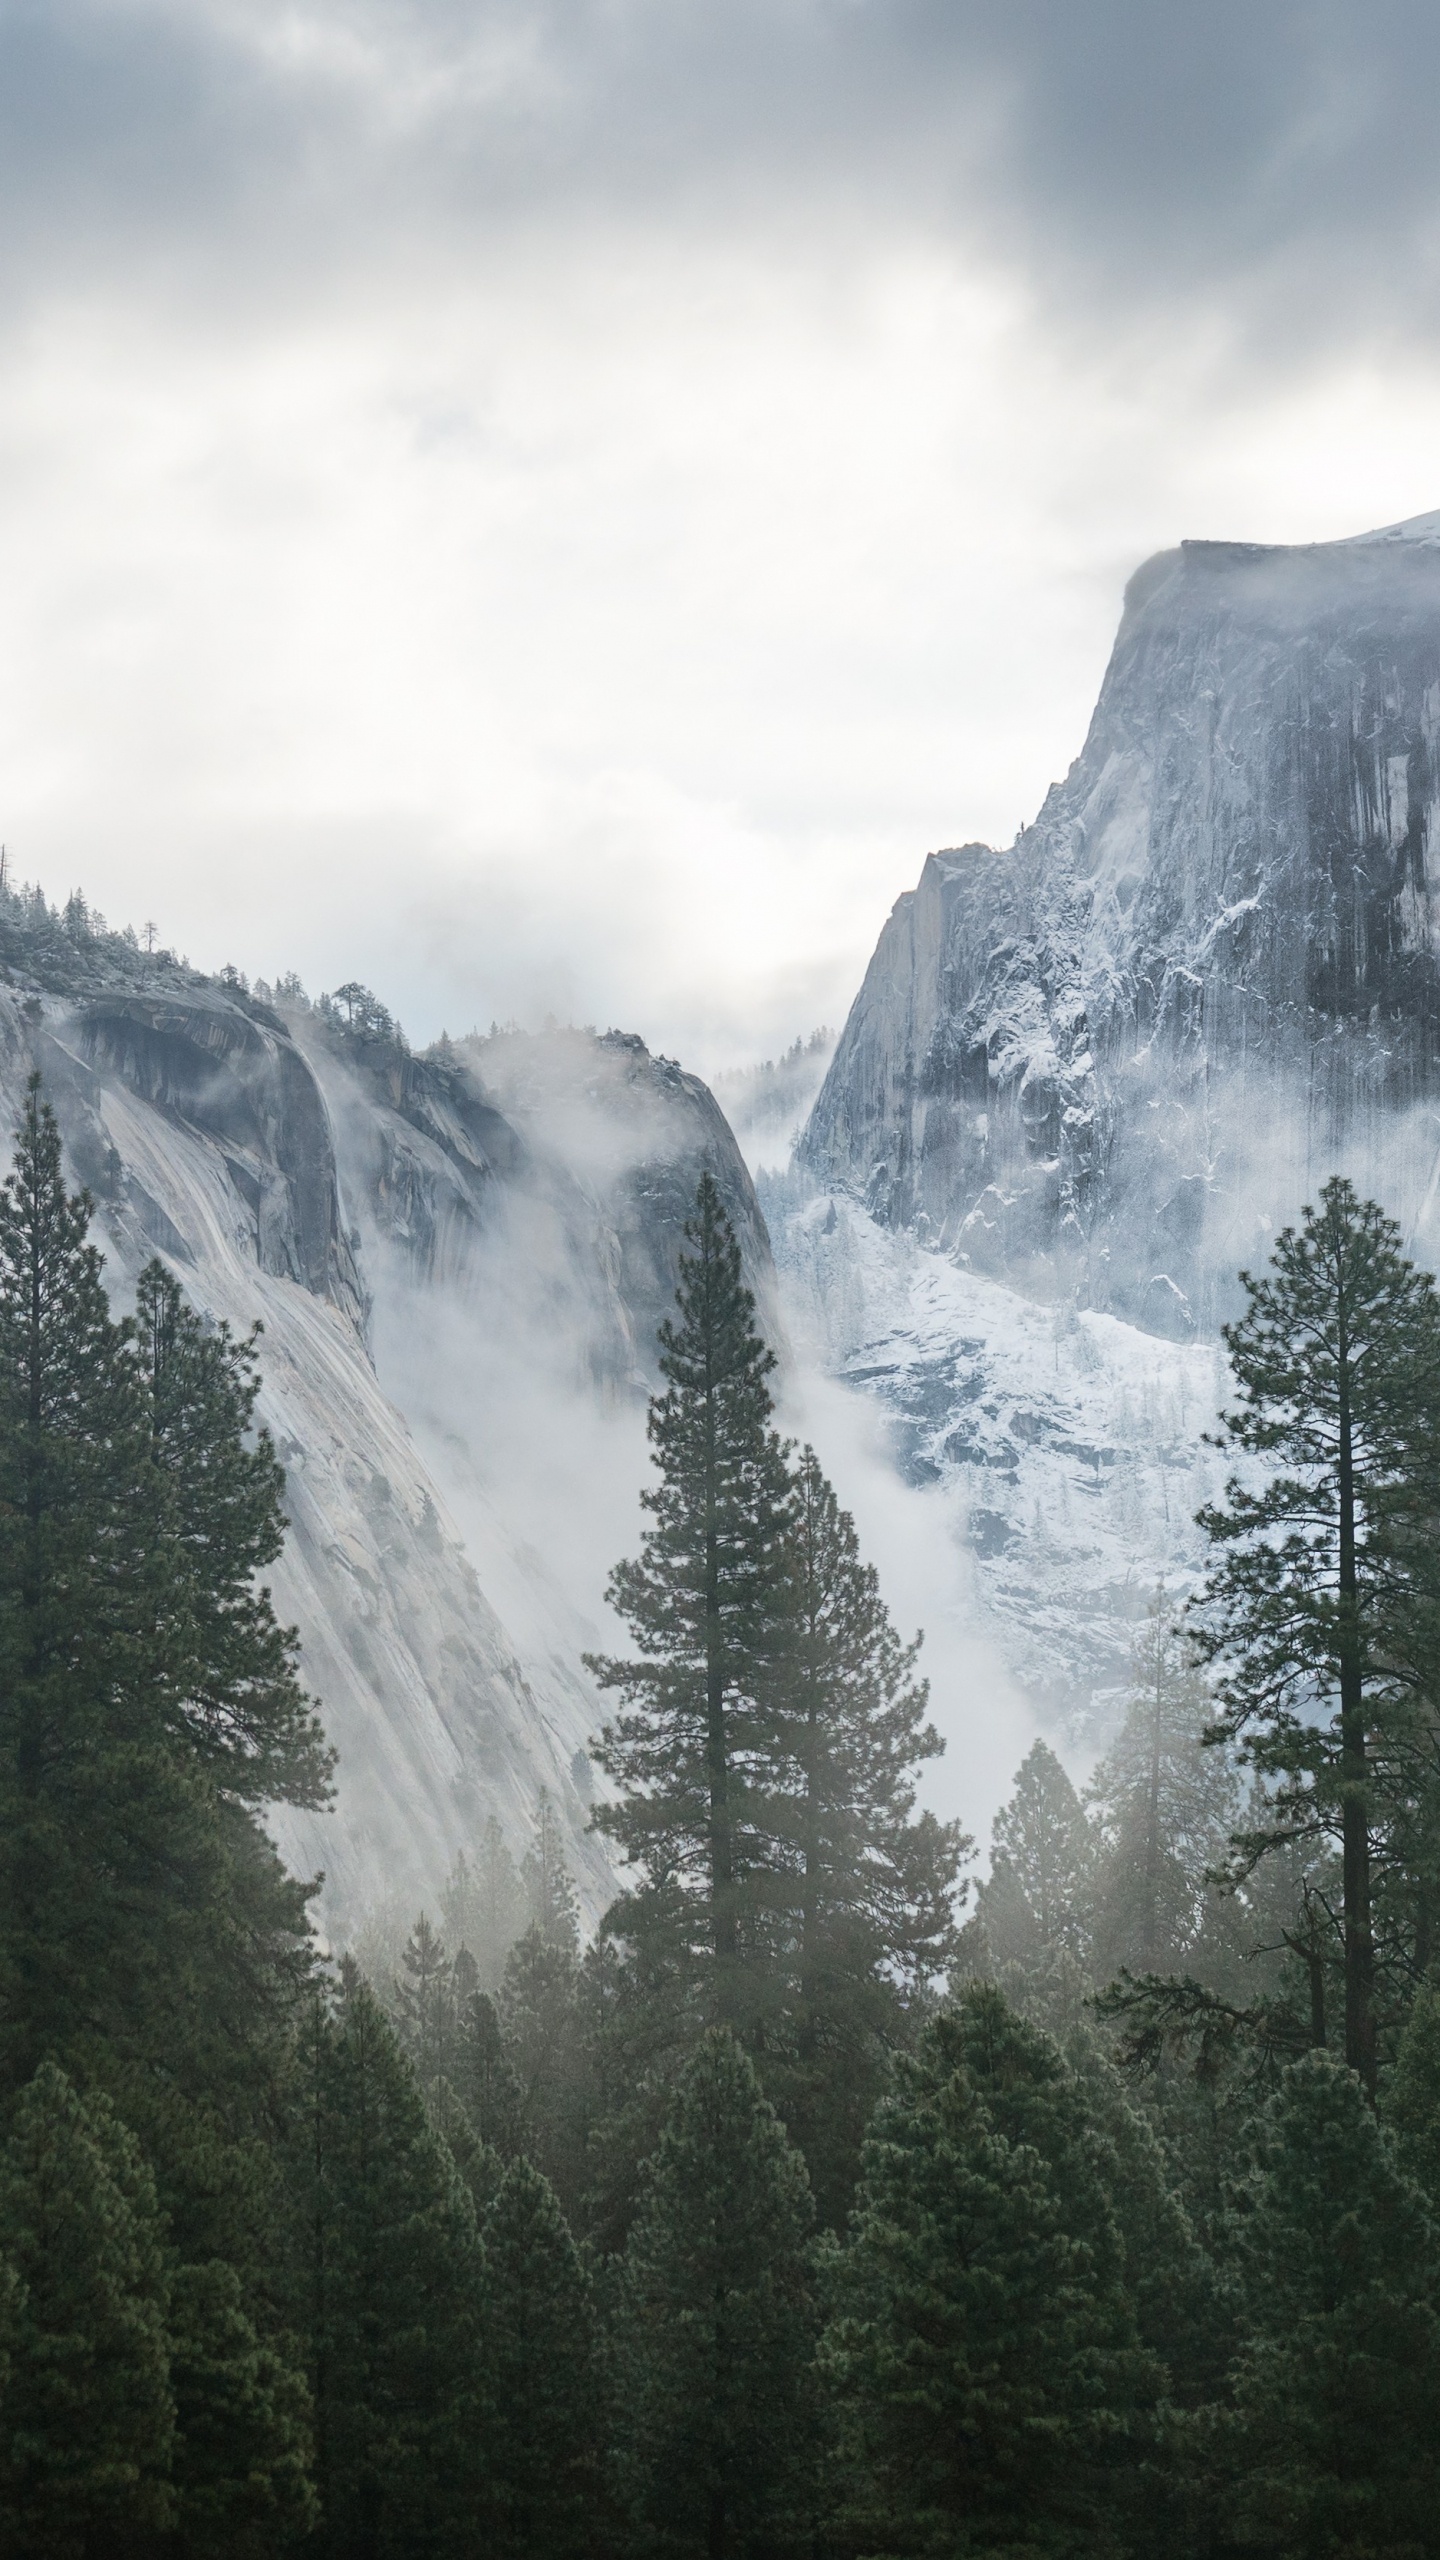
left=290, top=1972, right=482, bottom=2560
left=166, top=2258, right=316, bottom=2555
left=499, top=1926, right=589, bottom=2215
left=440, top=1822, right=527, bottom=1992
left=451, top=1986, right=526, bottom=2163
left=588, top=1175, right=795, bottom=2018
left=1193, top=1179, right=1440, bottom=2090
left=773, top=1446, right=964, bottom=2219
left=134, top=1259, right=332, bottom=1807
left=1087, top=1593, right=1241, bottom=1978
left=0, top=2060, right=174, bottom=2555
left=824, top=1988, right=1156, bottom=2560
left=1386, top=1975, right=1440, bottom=2208
left=1227, top=2050, right=1440, bottom=2553
left=975, top=1738, right=1096, bottom=1972
left=475, top=2157, right=600, bottom=2559
left=392, top=1913, right=456, bottom=2104
left=617, top=2029, right=816, bottom=2560
left=521, top=1786, right=581, bottom=1953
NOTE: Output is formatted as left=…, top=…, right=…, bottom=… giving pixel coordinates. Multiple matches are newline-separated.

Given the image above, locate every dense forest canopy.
left=1, top=1103, right=1440, bottom=2556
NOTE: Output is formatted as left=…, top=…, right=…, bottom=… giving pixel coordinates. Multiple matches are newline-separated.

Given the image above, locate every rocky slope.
left=0, top=896, right=771, bottom=1930
left=801, top=509, right=1440, bottom=1335
left=783, top=508, right=1440, bottom=1733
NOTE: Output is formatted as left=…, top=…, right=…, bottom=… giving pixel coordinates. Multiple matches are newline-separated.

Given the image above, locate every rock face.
left=0, top=907, right=771, bottom=1930
left=802, top=511, right=1440, bottom=1334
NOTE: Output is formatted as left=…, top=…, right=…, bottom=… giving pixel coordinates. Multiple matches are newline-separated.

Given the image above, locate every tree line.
left=2, top=1098, right=1440, bottom=2555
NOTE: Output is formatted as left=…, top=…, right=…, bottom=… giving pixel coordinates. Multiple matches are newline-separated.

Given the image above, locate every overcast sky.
left=6, top=0, right=1440, bottom=1068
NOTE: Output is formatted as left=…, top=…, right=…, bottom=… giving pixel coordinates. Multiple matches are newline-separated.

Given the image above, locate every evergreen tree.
left=773, top=1446, right=964, bottom=2221
left=475, top=2157, right=600, bottom=2559
left=392, top=1914, right=456, bottom=2104
left=440, top=1822, right=527, bottom=1992
left=0, top=2060, right=174, bottom=2556
left=1227, top=2050, right=1440, bottom=2555
left=824, top=1988, right=1156, bottom=2560
left=1386, top=1974, right=1440, bottom=2208
left=166, top=2259, right=315, bottom=2555
left=133, top=1259, right=332, bottom=1808
left=1087, top=1594, right=1242, bottom=1979
left=588, top=1175, right=795, bottom=2020
left=1193, top=1178, right=1440, bottom=2090
left=450, top=1986, right=526, bottom=2163
left=617, top=2028, right=816, bottom=2560
left=521, top=1787, right=581, bottom=1954
left=974, top=1739, right=1096, bottom=1974
left=290, top=1972, right=481, bottom=2560
left=498, top=1926, right=590, bottom=2217
left=0, top=1080, right=160, bottom=2085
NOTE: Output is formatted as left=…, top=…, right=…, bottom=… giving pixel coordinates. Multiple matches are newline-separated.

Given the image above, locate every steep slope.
left=802, top=510, right=1440, bottom=1335
left=0, top=905, right=771, bottom=1930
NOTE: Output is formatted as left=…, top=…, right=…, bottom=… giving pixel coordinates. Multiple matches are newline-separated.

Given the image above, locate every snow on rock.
left=770, top=1187, right=1232, bottom=1738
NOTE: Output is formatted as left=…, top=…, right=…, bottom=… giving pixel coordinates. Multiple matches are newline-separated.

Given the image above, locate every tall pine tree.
left=474, top=2157, right=601, bottom=2559
left=772, top=1446, right=964, bottom=2220
left=1193, top=1178, right=1440, bottom=2090
left=588, top=1175, right=794, bottom=2022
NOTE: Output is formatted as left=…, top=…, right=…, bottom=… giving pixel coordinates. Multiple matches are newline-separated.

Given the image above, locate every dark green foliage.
left=134, top=1258, right=332, bottom=1808
left=290, top=1972, right=482, bottom=2559
left=617, top=2029, right=817, bottom=2560
left=166, top=2259, right=315, bottom=2555
left=475, top=2157, right=601, bottom=2558
left=392, top=1913, right=457, bottom=2104
left=824, top=1987, right=1157, bottom=2560
left=0, top=2060, right=174, bottom=2556
left=974, top=1738, right=1096, bottom=1975
left=1193, top=1178, right=1440, bottom=2087
left=1387, top=1974, right=1440, bottom=2206
left=1227, top=2051, right=1440, bottom=2556
left=774, top=1447, right=965, bottom=2222
left=498, top=1926, right=591, bottom=2218
left=588, top=1173, right=796, bottom=2013
left=450, top=1985, right=527, bottom=2164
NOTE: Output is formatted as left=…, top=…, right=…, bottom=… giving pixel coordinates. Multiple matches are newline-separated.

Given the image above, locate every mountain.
left=0, top=892, right=772, bottom=1930
left=780, top=510, right=1440, bottom=1731
left=801, top=510, right=1440, bottom=1338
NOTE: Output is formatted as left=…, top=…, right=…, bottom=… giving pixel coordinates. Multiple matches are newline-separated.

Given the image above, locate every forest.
left=1, top=1079, right=1439, bottom=2560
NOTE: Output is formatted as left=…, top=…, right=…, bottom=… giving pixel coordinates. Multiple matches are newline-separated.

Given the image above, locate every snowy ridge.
left=772, top=1190, right=1230, bottom=1735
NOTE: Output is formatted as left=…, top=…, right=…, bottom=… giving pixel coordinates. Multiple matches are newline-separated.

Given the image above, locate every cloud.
left=6, top=2, right=1440, bottom=350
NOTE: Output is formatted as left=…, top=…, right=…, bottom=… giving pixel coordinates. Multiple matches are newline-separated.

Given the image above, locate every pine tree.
left=1386, top=1975, right=1440, bottom=2208
left=475, top=2157, right=601, bottom=2559
left=0, top=2060, right=174, bottom=2555
left=440, top=1822, right=527, bottom=1992
left=1087, top=1593, right=1241, bottom=1979
left=289, top=1972, right=482, bottom=2560
left=773, top=1446, right=965, bottom=2221
left=392, top=1913, right=456, bottom=2104
left=1227, top=2050, right=1440, bottom=2554
left=450, top=1985, right=526, bottom=2163
left=166, top=2258, right=316, bottom=2555
left=498, top=1926, right=589, bottom=2217
left=617, top=2028, right=816, bottom=2560
left=521, top=1787, right=581, bottom=1954
left=1193, top=1178, right=1440, bottom=2091
left=588, top=1175, right=795, bottom=2020
left=0, top=1080, right=159, bottom=2085
left=974, top=1738, right=1096, bottom=1974
left=823, top=1988, right=1156, bottom=2560
left=133, top=1258, right=332, bottom=1808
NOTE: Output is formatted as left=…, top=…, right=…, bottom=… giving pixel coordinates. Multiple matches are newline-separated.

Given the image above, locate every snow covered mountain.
left=785, top=510, right=1440, bottom=1732
left=802, top=510, right=1440, bottom=1338
left=0, top=903, right=771, bottom=1930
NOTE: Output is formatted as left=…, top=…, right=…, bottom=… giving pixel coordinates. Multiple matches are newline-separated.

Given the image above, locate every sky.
left=7, top=2, right=1440, bottom=1073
